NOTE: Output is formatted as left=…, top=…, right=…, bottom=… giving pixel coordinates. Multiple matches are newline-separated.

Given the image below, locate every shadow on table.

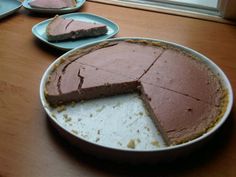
left=46, top=110, right=235, bottom=176
left=0, top=10, right=21, bottom=22
left=33, top=38, right=66, bottom=58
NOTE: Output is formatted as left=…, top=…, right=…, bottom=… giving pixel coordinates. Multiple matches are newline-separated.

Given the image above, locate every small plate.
left=22, top=0, right=85, bottom=14
left=32, top=13, right=119, bottom=51
left=40, top=37, right=233, bottom=163
left=0, top=0, right=22, bottom=20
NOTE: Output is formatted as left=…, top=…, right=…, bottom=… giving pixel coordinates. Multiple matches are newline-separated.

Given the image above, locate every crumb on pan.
left=51, top=113, right=56, bottom=119
left=71, top=130, right=78, bottom=135
left=139, top=112, right=144, bottom=116
left=97, top=129, right=101, bottom=135
left=96, top=105, right=106, bottom=112
left=151, top=140, right=160, bottom=147
left=71, top=101, right=76, bottom=108
left=56, top=105, right=66, bottom=113
left=112, top=101, right=121, bottom=108
left=127, top=139, right=136, bottom=149
left=136, top=138, right=141, bottom=143
left=144, top=126, right=150, bottom=131
left=63, top=114, right=72, bottom=122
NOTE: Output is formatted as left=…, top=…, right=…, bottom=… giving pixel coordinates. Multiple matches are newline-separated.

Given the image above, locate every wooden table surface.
left=0, top=2, right=236, bottom=177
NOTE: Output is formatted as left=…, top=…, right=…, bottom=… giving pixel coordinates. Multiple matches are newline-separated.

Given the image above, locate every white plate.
left=32, top=13, right=119, bottom=51
left=22, top=0, right=85, bottom=14
left=0, top=0, right=22, bottom=19
left=40, top=37, right=233, bottom=163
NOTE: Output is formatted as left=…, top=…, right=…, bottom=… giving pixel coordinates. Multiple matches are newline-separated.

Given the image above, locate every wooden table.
left=0, top=2, right=236, bottom=177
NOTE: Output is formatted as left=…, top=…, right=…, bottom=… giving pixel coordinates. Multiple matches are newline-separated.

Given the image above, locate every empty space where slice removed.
left=51, top=93, right=166, bottom=150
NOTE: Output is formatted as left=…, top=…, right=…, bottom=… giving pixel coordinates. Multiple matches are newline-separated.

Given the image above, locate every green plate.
left=32, top=12, right=119, bottom=51
left=0, top=0, right=22, bottom=19
left=22, top=0, right=85, bottom=14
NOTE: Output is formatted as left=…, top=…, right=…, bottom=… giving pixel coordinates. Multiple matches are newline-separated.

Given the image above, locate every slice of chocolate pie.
left=29, top=0, right=77, bottom=9
left=44, top=39, right=227, bottom=145
left=46, top=62, right=139, bottom=106
left=140, top=83, right=222, bottom=145
left=46, top=15, right=108, bottom=42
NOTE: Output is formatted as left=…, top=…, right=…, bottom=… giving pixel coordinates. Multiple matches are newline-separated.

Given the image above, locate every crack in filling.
left=57, top=75, right=62, bottom=95
left=61, top=42, right=119, bottom=74
left=146, top=83, right=203, bottom=103
left=138, top=49, right=165, bottom=80
left=77, top=69, right=84, bottom=90
left=54, top=40, right=221, bottom=108
left=65, top=19, right=74, bottom=31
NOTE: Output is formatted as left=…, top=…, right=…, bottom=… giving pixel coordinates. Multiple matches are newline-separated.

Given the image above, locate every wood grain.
left=0, top=2, right=235, bottom=177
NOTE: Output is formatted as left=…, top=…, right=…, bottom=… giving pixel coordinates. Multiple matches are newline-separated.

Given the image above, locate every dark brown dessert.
left=44, top=39, right=226, bottom=145
left=46, top=62, right=139, bottom=105
left=141, top=83, right=222, bottom=145
left=140, top=49, right=223, bottom=106
left=29, top=0, right=77, bottom=9
left=46, top=15, right=108, bottom=42
left=77, top=41, right=164, bottom=79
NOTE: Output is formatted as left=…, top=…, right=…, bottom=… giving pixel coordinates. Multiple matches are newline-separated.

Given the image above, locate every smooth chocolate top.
left=140, top=49, right=223, bottom=106
left=141, top=83, right=221, bottom=145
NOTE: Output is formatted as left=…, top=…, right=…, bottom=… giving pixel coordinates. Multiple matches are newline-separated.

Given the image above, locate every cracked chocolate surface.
left=140, top=49, right=223, bottom=106
left=45, top=39, right=226, bottom=145
left=46, top=15, right=108, bottom=42
left=29, top=0, right=76, bottom=9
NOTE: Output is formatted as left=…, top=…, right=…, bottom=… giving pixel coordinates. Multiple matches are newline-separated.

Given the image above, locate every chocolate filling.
left=45, top=40, right=226, bottom=145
